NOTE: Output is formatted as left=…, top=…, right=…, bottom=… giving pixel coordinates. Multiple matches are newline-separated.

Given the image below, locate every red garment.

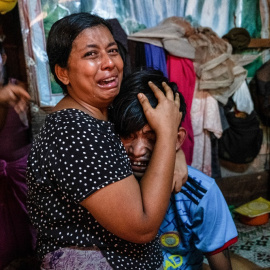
left=167, top=56, right=196, bottom=165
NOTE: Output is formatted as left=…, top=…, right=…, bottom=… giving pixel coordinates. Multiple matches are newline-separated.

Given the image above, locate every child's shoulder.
left=187, top=166, right=215, bottom=188
left=173, top=166, right=216, bottom=206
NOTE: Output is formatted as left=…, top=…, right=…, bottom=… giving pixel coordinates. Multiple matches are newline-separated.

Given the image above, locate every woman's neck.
left=53, top=95, right=109, bottom=121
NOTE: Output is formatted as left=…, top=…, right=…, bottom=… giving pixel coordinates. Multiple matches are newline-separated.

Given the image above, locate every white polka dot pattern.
left=26, top=109, right=163, bottom=269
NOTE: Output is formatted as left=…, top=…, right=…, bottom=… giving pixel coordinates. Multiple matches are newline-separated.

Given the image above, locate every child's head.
left=111, top=68, right=186, bottom=138
left=111, top=68, right=187, bottom=179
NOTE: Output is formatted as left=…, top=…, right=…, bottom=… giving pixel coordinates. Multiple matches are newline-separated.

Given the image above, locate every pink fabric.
left=167, top=56, right=196, bottom=165
left=190, top=81, right=223, bottom=176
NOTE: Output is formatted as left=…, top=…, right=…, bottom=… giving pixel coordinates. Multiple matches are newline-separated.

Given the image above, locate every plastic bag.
left=232, top=80, right=254, bottom=114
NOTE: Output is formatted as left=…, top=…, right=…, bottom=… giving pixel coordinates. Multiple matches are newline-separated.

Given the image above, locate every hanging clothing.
left=128, top=40, right=147, bottom=70
left=167, top=55, right=196, bottom=165
left=191, top=81, right=223, bottom=176
left=187, top=27, right=253, bottom=105
left=128, top=17, right=195, bottom=59
left=128, top=17, right=256, bottom=106
left=144, top=43, right=168, bottom=78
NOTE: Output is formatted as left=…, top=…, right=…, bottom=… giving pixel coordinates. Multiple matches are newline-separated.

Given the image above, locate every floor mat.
left=230, top=218, right=270, bottom=268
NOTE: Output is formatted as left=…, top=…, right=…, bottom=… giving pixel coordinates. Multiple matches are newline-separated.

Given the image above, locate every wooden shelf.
left=248, top=38, right=270, bottom=48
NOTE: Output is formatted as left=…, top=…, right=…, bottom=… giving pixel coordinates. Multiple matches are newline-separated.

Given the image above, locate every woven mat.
left=230, top=218, right=270, bottom=268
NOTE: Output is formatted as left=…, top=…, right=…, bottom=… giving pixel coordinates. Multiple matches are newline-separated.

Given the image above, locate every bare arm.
left=172, top=149, right=188, bottom=193
left=0, top=83, right=30, bottom=113
left=81, top=82, right=182, bottom=244
left=206, top=249, right=232, bottom=270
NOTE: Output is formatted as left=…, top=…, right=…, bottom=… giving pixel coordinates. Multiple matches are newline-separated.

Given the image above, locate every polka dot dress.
left=27, top=109, right=163, bottom=269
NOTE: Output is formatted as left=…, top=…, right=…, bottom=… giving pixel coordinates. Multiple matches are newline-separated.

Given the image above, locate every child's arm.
left=206, top=248, right=232, bottom=270
left=172, top=149, right=188, bottom=193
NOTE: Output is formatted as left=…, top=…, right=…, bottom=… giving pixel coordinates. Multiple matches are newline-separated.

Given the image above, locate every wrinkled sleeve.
left=192, top=182, right=238, bottom=254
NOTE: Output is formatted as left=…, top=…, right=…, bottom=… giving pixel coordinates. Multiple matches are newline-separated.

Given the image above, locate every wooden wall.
left=216, top=171, right=270, bottom=206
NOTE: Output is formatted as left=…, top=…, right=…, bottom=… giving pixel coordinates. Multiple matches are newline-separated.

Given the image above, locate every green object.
left=236, top=0, right=262, bottom=38
left=244, top=54, right=263, bottom=79
left=43, top=4, right=70, bottom=38
left=50, top=73, right=63, bottom=94
left=229, top=205, right=236, bottom=218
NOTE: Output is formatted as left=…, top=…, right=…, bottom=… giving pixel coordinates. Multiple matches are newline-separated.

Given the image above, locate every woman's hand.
left=137, top=81, right=182, bottom=140
left=0, top=83, right=30, bottom=114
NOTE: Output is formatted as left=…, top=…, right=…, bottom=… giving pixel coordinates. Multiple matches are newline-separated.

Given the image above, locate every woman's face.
left=62, top=25, right=124, bottom=107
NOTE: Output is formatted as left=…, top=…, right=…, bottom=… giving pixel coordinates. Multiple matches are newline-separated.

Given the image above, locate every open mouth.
left=98, top=76, right=117, bottom=87
left=130, top=160, right=149, bottom=173
left=132, top=161, right=148, bottom=166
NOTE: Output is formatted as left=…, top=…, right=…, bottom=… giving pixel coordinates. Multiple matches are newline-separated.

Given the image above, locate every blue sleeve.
left=192, top=181, right=238, bottom=253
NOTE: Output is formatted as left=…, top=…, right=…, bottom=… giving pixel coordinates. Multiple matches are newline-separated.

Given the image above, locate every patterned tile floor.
left=230, top=218, right=270, bottom=268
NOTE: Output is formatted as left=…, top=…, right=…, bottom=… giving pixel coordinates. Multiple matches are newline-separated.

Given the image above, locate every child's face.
left=120, top=124, right=156, bottom=179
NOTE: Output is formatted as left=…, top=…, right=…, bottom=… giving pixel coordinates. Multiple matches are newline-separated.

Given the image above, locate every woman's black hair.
left=47, top=12, right=114, bottom=93
left=111, top=68, right=187, bottom=137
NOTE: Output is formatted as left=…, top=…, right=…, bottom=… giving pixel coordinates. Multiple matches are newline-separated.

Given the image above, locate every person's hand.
left=0, top=83, right=30, bottom=114
left=172, top=149, right=188, bottom=193
left=137, top=81, right=182, bottom=139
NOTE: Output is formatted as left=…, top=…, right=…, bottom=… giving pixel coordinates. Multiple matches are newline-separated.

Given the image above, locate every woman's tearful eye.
left=109, top=48, right=119, bottom=55
left=84, top=51, right=97, bottom=58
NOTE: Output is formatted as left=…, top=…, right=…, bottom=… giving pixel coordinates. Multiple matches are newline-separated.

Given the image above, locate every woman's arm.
left=81, top=82, right=182, bottom=243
